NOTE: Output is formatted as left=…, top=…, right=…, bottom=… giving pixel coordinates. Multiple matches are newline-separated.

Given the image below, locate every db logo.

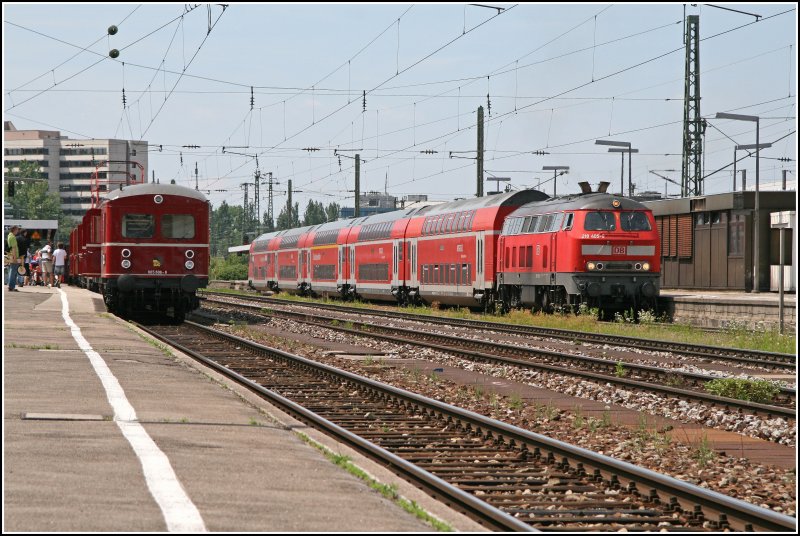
left=612, top=246, right=627, bottom=255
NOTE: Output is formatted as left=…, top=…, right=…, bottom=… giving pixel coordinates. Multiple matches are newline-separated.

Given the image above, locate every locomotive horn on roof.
left=578, top=181, right=611, bottom=194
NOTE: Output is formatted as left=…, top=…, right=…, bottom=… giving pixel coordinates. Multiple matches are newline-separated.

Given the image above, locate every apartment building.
left=4, top=121, right=148, bottom=218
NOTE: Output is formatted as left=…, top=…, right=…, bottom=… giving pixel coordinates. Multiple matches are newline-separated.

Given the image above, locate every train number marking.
left=580, top=233, right=606, bottom=239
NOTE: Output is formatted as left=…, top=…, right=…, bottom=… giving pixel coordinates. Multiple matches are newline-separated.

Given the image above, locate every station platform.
left=659, top=288, right=796, bottom=332
left=2, top=285, right=484, bottom=532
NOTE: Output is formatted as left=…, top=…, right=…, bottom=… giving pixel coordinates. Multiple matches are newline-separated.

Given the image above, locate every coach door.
left=338, top=245, right=345, bottom=285
left=409, top=238, right=418, bottom=287
left=391, top=239, right=400, bottom=287
left=349, top=245, right=356, bottom=286
left=476, top=231, right=485, bottom=289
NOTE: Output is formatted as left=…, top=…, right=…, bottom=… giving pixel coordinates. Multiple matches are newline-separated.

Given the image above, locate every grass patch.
left=704, top=378, right=780, bottom=404
left=5, top=343, right=60, bottom=350
left=296, top=432, right=452, bottom=531
left=693, top=432, right=716, bottom=467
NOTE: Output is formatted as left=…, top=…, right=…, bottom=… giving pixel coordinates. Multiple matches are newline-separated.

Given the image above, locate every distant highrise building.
left=4, top=121, right=148, bottom=218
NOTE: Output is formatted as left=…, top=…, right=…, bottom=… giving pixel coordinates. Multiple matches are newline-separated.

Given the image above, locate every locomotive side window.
left=620, top=211, right=651, bottom=231
left=584, top=212, right=616, bottom=231
left=162, top=214, right=195, bottom=239
left=536, top=214, right=554, bottom=233
left=122, top=214, right=154, bottom=238
left=563, top=213, right=574, bottom=231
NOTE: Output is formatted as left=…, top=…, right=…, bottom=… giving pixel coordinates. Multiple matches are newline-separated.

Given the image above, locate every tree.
left=209, top=201, right=246, bottom=257
left=5, top=160, right=62, bottom=221
left=5, top=160, right=70, bottom=242
left=276, top=201, right=300, bottom=230
left=325, top=202, right=341, bottom=222
left=302, top=200, right=327, bottom=225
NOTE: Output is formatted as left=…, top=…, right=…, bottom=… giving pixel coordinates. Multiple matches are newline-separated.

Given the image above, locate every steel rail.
left=201, top=299, right=796, bottom=419
left=200, top=291, right=795, bottom=369
left=140, top=320, right=798, bottom=532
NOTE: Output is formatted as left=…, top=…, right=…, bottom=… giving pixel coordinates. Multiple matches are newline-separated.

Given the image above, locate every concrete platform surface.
left=3, top=285, right=485, bottom=532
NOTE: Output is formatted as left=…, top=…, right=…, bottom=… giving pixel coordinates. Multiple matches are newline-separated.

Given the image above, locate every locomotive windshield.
left=620, top=211, right=651, bottom=231
left=122, top=214, right=154, bottom=238
left=584, top=212, right=616, bottom=231
left=163, top=214, right=195, bottom=239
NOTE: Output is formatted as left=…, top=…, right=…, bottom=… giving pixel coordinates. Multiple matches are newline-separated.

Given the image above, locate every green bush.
left=704, top=378, right=780, bottom=404
left=210, top=255, right=248, bottom=280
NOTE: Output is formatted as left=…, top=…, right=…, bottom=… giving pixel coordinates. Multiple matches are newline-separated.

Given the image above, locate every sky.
left=3, top=2, right=797, bottom=214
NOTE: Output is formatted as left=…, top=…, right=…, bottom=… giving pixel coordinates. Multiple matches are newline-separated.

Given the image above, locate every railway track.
left=201, top=295, right=796, bottom=419
left=200, top=291, right=794, bottom=371
left=138, top=320, right=796, bottom=532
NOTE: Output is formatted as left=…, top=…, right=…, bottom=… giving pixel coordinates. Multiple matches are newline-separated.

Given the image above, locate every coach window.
left=122, top=214, right=154, bottom=238
left=584, top=212, right=616, bottom=231
left=620, top=212, right=651, bottom=231
left=162, top=214, right=195, bottom=239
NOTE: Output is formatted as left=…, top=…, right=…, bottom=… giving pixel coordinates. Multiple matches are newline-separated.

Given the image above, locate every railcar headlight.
left=587, top=262, right=596, bottom=271
left=121, top=259, right=131, bottom=269
left=121, top=248, right=131, bottom=258
left=185, top=249, right=195, bottom=259
left=185, top=260, right=195, bottom=270
left=642, top=262, right=650, bottom=271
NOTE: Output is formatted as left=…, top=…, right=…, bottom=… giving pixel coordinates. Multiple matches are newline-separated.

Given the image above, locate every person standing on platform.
left=15, top=229, right=31, bottom=287
left=52, top=242, right=67, bottom=288
left=6, top=225, right=20, bottom=292
left=39, top=240, right=54, bottom=288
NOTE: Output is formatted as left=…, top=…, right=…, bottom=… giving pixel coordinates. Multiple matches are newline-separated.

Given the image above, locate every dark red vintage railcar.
left=72, top=183, right=209, bottom=321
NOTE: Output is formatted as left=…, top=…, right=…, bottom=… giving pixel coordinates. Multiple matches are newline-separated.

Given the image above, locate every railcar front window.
left=584, top=212, right=616, bottom=231
left=122, top=214, right=154, bottom=238
left=162, top=214, right=195, bottom=239
left=620, top=212, right=651, bottom=231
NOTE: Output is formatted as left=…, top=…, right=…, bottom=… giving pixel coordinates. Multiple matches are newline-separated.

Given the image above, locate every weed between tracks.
left=295, top=432, right=453, bottom=532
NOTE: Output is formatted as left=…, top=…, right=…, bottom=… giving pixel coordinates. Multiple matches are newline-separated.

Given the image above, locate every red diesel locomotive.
left=72, top=183, right=210, bottom=321
left=249, top=183, right=660, bottom=313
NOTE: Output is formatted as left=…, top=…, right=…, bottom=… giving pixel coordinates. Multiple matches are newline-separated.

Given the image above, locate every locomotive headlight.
left=121, top=248, right=131, bottom=258
left=121, top=259, right=131, bottom=269
left=185, top=260, right=195, bottom=270
left=595, top=262, right=604, bottom=271
left=185, top=249, right=195, bottom=259
left=635, top=263, right=643, bottom=271
left=642, top=262, right=651, bottom=271
left=587, top=262, right=596, bottom=271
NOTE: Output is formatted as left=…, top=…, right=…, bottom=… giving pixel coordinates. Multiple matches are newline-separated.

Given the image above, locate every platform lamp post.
left=716, top=112, right=763, bottom=291
left=596, top=140, right=633, bottom=196
left=542, top=166, right=569, bottom=197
